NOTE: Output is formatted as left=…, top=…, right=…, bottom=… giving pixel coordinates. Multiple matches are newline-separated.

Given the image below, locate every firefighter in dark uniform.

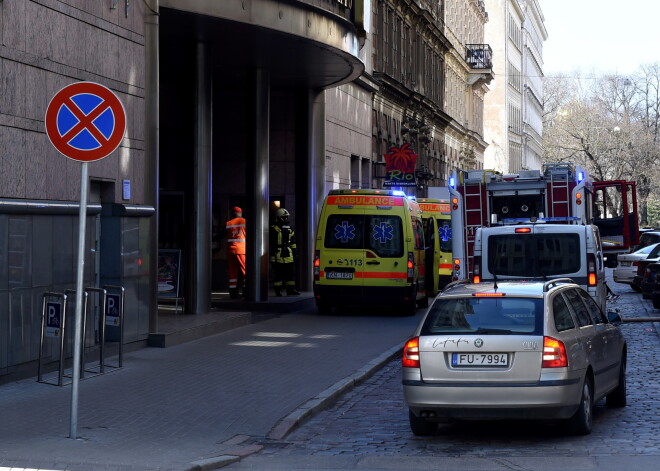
left=270, top=208, right=300, bottom=296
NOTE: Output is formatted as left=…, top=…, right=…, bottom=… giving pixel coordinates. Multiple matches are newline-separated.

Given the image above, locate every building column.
left=296, top=89, right=325, bottom=292
left=145, top=0, right=159, bottom=330
left=192, top=42, right=213, bottom=314
left=246, top=69, right=270, bottom=301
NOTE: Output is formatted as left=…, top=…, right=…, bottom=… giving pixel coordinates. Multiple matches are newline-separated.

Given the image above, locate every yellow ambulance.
left=418, top=198, right=453, bottom=295
left=313, top=189, right=429, bottom=315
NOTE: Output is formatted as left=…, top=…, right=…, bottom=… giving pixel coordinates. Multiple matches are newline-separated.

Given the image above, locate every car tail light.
left=587, top=253, right=597, bottom=287
left=313, top=250, right=320, bottom=282
left=542, top=336, right=568, bottom=368
left=407, top=252, right=414, bottom=283
left=473, top=256, right=481, bottom=283
left=402, top=337, right=420, bottom=368
left=633, top=261, right=639, bottom=266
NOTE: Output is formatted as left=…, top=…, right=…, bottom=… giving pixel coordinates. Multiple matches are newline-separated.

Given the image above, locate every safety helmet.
left=275, top=208, right=290, bottom=218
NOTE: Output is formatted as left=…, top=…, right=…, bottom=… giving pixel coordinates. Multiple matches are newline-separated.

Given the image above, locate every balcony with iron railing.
left=466, top=44, right=493, bottom=69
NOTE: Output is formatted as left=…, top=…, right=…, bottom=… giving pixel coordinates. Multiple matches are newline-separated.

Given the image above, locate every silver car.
left=613, top=242, right=660, bottom=287
left=402, top=279, right=627, bottom=436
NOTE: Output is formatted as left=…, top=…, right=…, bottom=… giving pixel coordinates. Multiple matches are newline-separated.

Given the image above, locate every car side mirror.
left=607, top=310, right=623, bottom=324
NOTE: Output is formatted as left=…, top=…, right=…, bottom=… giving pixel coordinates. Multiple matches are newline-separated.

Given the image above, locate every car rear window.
left=488, top=233, right=581, bottom=276
left=324, top=214, right=404, bottom=257
left=420, top=297, right=544, bottom=335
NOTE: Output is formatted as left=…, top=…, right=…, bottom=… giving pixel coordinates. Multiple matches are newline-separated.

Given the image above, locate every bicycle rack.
left=37, top=292, right=68, bottom=386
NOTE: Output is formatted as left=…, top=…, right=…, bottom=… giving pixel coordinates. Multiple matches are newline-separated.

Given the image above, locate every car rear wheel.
left=607, top=357, right=627, bottom=408
left=653, top=295, right=660, bottom=310
left=408, top=410, right=437, bottom=436
left=567, top=376, right=593, bottom=435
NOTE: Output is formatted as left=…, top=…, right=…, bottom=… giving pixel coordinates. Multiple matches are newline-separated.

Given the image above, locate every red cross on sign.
left=45, top=82, right=126, bottom=162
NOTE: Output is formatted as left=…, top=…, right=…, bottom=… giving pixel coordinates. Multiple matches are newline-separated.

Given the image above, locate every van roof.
left=327, top=189, right=408, bottom=197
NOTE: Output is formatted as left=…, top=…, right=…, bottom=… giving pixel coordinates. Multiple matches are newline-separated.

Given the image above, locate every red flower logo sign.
left=384, top=143, right=418, bottom=173
left=384, top=143, right=418, bottom=187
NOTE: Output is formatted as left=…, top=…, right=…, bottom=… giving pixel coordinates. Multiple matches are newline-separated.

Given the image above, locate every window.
left=488, top=234, right=581, bottom=277
left=564, top=289, right=593, bottom=327
left=324, top=214, right=404, bottom=258
left=412, top=218, right=425, bottom=250
left=578, top=289, right=606, bottom=324
left=553, top=294, right=575, bottom=331
left=421, top=297, right=543, bottom=335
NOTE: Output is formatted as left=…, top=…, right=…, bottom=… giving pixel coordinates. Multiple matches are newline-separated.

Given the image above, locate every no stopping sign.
left=45, top=81, right=126, bottom=162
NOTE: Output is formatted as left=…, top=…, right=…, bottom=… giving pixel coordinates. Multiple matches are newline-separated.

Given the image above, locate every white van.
left=472, top=224, right=606, bottom=312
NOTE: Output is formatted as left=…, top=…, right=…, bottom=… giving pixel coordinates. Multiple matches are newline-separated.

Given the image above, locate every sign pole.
left=44, top=81, right=126, bottom=438
left=70, top=161, right=89, bottom=439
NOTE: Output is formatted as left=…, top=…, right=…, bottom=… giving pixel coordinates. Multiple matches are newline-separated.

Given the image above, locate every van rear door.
left=482, top=225, right=584, bottom=281
left=361, top=208, right=407, bottom=292
left=322, top=211, right=367, bottom=289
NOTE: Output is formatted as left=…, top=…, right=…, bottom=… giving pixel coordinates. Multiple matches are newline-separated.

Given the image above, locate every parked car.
left=641, top=262, right=660, bottom=299
left=402, top=279, right=627, bottom=436
left=631, top=245, right=660, bottom=292
left=650, top=265, right=660, bottom=309
left=634, top=230, right=660, bottom=252
left=614, top=243, right=660, bottom=288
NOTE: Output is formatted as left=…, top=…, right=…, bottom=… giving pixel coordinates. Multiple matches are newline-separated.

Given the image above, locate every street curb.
left=184, top=343, right=404, bottom=470
left=267, top=342, right=404, bottom=440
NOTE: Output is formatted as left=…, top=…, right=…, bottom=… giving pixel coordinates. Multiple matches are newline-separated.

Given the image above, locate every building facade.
left=483, top=0, right=546, bottom=172
left=1, top=0, right=497, bottom=381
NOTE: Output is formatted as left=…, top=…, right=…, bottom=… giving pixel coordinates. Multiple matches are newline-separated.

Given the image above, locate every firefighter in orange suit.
left=226, top=206, right=246, bottom=299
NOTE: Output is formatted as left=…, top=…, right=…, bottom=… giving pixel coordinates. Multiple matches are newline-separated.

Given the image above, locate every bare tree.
left=543, top=66, right=660, bottom=225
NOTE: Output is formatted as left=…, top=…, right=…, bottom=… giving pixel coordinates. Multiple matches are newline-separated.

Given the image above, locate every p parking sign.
left=45, top=302, right=62, bottom=338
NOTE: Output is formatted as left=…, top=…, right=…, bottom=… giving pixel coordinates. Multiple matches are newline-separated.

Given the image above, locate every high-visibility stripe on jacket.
left=269, top=224, right=296, bottom=263
left=226, top=217, right=246, bottom=254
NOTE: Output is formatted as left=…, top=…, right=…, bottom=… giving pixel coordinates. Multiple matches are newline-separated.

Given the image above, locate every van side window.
left=578, top=289, right=606, bottom=324
left=423, top=218, right=435, bottom=249
left=553, top=294, right=575, bottom=331
left=564, top=289, right=593, bottom=327
left=412, top=218, right=425, bottom=250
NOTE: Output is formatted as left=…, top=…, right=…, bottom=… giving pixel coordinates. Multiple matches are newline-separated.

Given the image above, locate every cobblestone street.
left=235, top=278, right=660, bottom=464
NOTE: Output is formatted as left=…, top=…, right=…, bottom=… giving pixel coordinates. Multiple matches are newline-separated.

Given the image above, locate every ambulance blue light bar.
left=391, top=190, right=406, bottom=197
left=577, top=171, right=585, bottom=182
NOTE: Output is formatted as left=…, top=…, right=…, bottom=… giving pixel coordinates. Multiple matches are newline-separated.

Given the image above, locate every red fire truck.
left=448, top=163, right=639, bottom=281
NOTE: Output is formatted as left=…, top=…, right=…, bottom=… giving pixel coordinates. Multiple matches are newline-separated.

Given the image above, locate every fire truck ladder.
left=544, top=163, right=572, bottom=219
left=461, top=177, right=486, bottom=276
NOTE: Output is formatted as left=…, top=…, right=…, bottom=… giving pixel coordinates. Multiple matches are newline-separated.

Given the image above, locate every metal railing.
left=466, top=44, right=493, bottom=69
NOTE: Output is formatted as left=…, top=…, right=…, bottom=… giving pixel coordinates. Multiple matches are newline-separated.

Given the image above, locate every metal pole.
left=145, top=0, right=159, bottom=333
left=70, top=162, right=89, bottom=439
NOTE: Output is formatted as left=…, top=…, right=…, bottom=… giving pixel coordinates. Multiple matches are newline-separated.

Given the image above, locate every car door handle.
left=366, top=261, right=380, bottom=265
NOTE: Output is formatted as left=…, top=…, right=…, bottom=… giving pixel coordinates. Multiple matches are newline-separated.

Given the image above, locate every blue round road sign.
left=45, top=82, right=126, bottom=162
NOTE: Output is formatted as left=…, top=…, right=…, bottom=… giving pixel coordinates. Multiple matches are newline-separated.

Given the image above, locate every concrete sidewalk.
left=0, top=300, right=422, bottom=471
